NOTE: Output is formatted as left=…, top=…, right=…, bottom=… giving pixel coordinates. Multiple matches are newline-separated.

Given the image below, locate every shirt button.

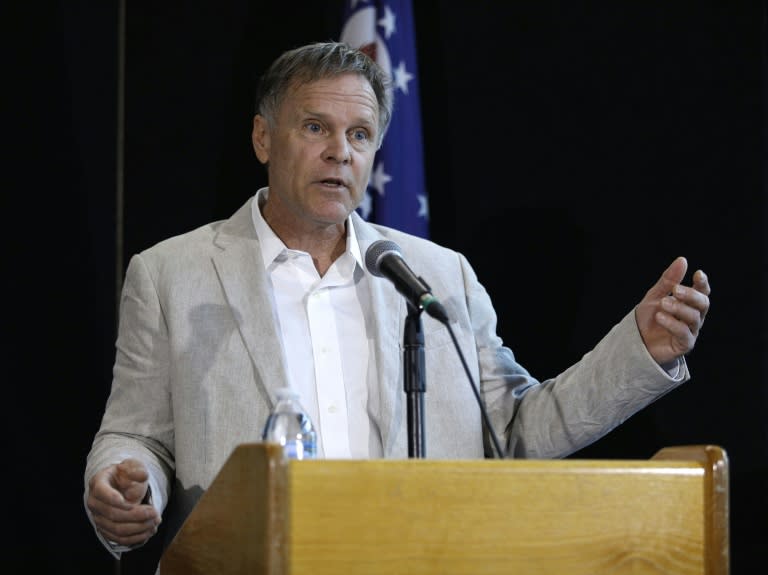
left=328, top=404, right=337, bottom=414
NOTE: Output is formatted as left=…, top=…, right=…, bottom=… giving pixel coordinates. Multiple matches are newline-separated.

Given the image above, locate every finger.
left=95, top=512, right=160, bottom=546
left=670, top=281, right=710, bottom=328
left=646, top=256, right=688, bottom=300
left=116, top=459, right=149, bottom=485
left=655, top=308, right=696, bottom=355
left=691, top=269, right=711, bottom=322
left=661, top=295, right=704, bottom=335
left=692, top=269, right=711, bottom=296
left=91, top=500, right=159, bottom=524
left=89, top=472, right=134, bottom=511
left=90, top=498, right=160, bottom=537
left=88, top=490, right=133, bottom=513
left=115, top=459, right=150, bottom=504
left=103, top=529, right=156, bottom=548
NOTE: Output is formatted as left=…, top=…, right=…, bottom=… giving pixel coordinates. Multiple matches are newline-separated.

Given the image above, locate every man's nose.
left=325, top=134, right=351, bottom=164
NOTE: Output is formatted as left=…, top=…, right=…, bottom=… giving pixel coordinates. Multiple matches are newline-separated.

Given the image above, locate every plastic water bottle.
left=262, top=387, right=317, bottom=460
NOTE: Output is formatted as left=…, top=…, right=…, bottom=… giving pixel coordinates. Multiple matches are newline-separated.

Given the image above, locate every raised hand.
left=635, top=256, right=710, bottom=366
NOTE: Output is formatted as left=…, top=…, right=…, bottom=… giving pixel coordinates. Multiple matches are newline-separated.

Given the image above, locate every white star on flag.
left=357, top=190, right=373, bottom=219
left=370, top=161, right=392, bottom=196
left=378, top=6, right=396, bottom=39
left=393, top=61, right=413, bottom=94
left=417, top=194, right=428, bottom=218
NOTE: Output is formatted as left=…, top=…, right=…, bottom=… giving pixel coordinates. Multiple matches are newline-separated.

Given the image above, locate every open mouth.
left=320, top=178, right=346, bottom=188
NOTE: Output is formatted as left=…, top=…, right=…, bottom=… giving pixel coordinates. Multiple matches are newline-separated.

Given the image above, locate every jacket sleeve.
left=460, top=252, right=690, bottom=459
left=83, top=253, right=175, bottom=553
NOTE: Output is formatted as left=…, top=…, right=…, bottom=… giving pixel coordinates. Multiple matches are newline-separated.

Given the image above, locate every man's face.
left=252, top=73, right=380, bottom=228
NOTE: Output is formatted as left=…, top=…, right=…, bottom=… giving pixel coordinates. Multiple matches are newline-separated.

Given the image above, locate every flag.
left=340, top=0, right=429, bottom=238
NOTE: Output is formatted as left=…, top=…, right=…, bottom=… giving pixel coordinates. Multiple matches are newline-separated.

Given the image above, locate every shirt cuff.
left=659, top=357, right=683, bottom=380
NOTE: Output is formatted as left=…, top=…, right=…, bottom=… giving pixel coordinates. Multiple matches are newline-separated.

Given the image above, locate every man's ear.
left=251, top=115, right=270, bottom=164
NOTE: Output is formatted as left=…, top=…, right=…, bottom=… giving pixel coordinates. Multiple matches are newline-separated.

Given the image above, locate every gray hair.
left=255, top=41, right=393, bottom=146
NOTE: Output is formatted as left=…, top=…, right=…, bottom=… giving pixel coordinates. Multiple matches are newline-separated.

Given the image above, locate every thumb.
left=114, top=459, right=149, bottom=504
left=647, top=256, right=688, bottom=299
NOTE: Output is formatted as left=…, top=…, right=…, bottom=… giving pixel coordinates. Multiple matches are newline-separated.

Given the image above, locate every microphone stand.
left=403, top=302, right=426, bottom=458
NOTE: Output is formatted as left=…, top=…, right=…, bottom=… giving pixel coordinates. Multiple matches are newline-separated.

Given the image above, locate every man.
left=84, top=41, right=711, bottom=563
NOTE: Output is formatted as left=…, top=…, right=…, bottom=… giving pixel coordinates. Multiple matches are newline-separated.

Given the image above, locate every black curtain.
left=8, top=2, right=766, bottom=573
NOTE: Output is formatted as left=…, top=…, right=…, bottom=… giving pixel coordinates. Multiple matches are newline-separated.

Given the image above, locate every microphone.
left=365, top=240, right=449, bottom=323
left=366, top=239, right=505, bottom=458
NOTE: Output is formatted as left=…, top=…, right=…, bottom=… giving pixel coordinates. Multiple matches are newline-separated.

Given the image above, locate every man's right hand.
left=87, top=458, right=161, bottom=547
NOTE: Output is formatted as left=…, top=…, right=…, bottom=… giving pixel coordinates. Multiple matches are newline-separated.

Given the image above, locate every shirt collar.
left=251, top=187, right=364, bottom=270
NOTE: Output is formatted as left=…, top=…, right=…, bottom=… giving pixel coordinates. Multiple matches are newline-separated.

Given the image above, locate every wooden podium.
left=159, top=443, right=729, bottom=575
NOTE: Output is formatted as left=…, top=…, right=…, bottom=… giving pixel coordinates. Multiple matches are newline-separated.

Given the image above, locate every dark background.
left=7, top=1, right=766, bottom=573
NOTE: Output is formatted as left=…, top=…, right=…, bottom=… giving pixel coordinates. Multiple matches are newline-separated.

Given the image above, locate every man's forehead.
left=284, top=76, right=379, bottom=117
left=290, top=73, right=374, bottom=96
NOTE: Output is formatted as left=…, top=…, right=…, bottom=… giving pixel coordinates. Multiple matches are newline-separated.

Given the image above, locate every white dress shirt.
left=251, top=188, right=375, bottom=458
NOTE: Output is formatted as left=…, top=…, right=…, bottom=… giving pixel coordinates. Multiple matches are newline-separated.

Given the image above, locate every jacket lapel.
left=352, top=214, right=406, bottom=456
left=211, top=199, right=288, bottom=401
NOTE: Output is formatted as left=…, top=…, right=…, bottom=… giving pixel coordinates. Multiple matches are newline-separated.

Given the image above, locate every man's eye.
left=307, top=122, right=322, bottom=133
left=351, top=129, right=369, bottom=142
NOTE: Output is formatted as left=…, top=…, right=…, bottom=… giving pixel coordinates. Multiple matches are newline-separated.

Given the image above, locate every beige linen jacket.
left=85, top=194, right=688, bottom=553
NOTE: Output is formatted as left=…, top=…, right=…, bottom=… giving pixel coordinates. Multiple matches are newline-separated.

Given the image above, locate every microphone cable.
left=440, top=319, right=506, bottom=459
